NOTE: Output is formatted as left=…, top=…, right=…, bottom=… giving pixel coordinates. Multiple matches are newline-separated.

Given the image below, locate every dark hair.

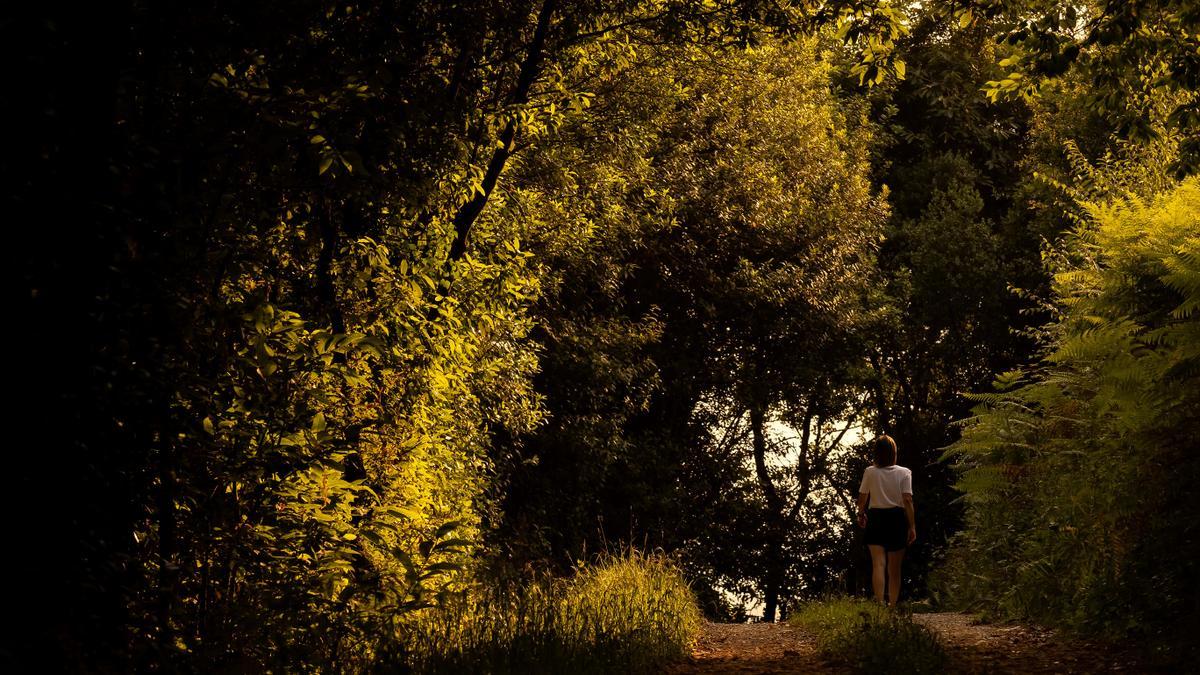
left=873, top=435, right=897, bottom=467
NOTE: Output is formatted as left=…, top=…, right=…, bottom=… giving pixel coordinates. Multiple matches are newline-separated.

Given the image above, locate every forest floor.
left=668, top=612, right=1155, bottom=674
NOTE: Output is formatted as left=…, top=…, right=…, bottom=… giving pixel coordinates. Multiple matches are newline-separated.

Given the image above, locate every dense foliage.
left=9, top=0, right=904, bottom=670
left=495, top=36, right=887, bottom=622
left=966, top=0, right=1200, bottom=174
left=10, top=0, right=1200, bottom=670
left=846, top=4, right=1041, bottom=595
left=940, top=172, right=1200, bottom=659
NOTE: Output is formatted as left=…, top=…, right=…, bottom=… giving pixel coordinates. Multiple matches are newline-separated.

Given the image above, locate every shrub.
left=385, top=551, right=702, bottom=674
left=791, top=598, right=947, bottom=675
left=938, top=177, right=1200, bottom=663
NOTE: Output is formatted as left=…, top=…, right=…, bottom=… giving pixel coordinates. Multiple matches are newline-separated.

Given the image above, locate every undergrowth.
left=384, top=551, right=701, bottom=674
left=791, top=598, right=946, bottom=675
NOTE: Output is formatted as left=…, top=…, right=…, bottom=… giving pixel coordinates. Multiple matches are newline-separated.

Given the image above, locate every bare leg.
left=886, top=549, right=905, bottom=606
left=868, top=545, right=886, bottom=603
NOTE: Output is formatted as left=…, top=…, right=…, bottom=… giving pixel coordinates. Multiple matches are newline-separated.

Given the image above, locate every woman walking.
left=856, top=435, right=916, bottom=606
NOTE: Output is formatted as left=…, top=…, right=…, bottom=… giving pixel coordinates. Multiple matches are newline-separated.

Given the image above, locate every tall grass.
left=791, top=598, right=946, bottom=675
left=385, top=551, right=702, bottom=674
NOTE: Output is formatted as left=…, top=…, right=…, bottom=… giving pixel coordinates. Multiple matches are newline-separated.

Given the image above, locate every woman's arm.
left=856, top=467, right=871, bottom=527
left=903, top=493, right=916, bottom=544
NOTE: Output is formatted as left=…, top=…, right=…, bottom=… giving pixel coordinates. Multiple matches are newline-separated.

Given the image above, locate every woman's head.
left=872, top=434, right=897, bottom=467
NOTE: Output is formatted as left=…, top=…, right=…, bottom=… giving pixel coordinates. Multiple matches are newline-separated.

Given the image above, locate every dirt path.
left=669, top=613, right=1153, bottom=674
left=665, top=621, right=847, bottom=674
left=913, top=612, right=1150, bottom=674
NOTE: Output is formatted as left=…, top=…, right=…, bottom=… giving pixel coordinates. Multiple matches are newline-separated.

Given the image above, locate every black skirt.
left=865, top=507, right=908, bottom=552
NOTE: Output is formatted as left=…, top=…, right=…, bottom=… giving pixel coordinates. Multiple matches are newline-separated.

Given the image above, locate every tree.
left=490, top=36, right=887, bottom=618
left=837, top=3, right=1043, bottom=594
left=8, top=0, right=915, bottom=667
left=965, top=0, right=1200, bottom=174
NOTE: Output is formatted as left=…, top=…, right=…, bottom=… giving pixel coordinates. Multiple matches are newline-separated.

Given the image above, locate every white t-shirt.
left=859, top=464, right=913, bottom=509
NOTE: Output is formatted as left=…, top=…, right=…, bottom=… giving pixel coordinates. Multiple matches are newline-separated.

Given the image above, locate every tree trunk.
left=763, top=534, right=783, bottom=623
left=750, top=405, right=787, bottom=622
left=749, top=405, right=781, bottom=513
left=447, top=0, right=556, bottom=262
left=763, top=582, right=779, bottom=623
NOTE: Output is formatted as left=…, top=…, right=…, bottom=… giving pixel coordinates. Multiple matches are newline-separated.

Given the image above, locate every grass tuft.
left=387, top=551, right=701, bottom=674
left=791, top=597, right=946, bottom=674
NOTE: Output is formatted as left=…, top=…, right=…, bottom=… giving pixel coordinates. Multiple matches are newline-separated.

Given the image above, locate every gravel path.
left=669, top=613, right=1156, bottom=674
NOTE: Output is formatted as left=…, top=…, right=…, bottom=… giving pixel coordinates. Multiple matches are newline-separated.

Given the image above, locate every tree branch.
left=447, top=0, right=557, bottom=263
left=750, top=404, right=782, bottom=514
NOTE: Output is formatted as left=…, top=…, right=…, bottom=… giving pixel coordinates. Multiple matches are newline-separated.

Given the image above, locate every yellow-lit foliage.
left=391, top=551, right=702, bottom=674
left=941, top=177, right=1200, bottom=657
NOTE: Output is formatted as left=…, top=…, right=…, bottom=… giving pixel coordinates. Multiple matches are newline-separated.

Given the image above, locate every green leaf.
left=419, top=562, right=463, bottom=578
left=433, top=520, right=462, bottom=539
left=431, top=537, right=473, bottom=553
left=385, top=505, right=422, bottom=520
